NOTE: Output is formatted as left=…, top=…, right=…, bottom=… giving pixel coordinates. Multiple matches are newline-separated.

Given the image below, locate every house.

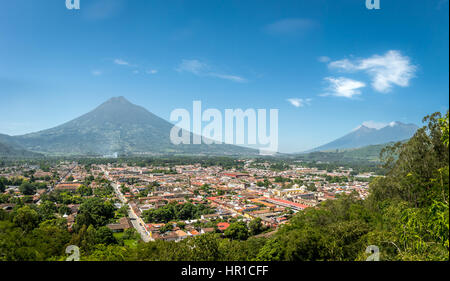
left=174, top=230, right=188, bottom=241
left=106, top=217, right=132, bottom=232
left=217, top=222, right=230, bottom=232
left=0, top=203, right=15, bottom=212
left=187, top=229, right=200, bottom=237
left=67, top=204, right=80, bottom=214
left=55, top=183, right=82, bottom=192
left=223, top=172, right=248, bottom=178
left=160, top=231, right=178, bottom=242
left=200, top=228, right=215, bottom=234
left=139, top=204, right=154, bottom=213
left=276, top=217, right=288, bottom=223
left=201, top=213, right=220, bottom=220
left=219, top=212, right=233, bottom=219
left=67, top=213, right=76, bottom=231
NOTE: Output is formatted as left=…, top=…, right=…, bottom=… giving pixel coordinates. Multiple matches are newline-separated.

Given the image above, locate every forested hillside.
left=296, top=142, right=400, bottom=163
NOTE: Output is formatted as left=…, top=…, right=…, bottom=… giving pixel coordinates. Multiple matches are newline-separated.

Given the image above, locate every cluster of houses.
left=0, top=160, right=375, bottom=242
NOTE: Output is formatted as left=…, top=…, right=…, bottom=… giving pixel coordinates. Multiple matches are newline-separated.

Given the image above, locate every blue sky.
left=0, top=0, right=448, bottom=152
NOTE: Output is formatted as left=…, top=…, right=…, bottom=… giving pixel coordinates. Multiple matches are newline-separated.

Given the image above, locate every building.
left=55, top=183, right=82, bottom=192
left=217, top=222, right=230, bottom=232
left=106, top=217, right=133, bottom=232
left=174, top=230, right=188, bottom=241
left=273, top=187, right=305, bottom=197
left=262, top=197, right=310, bottom=211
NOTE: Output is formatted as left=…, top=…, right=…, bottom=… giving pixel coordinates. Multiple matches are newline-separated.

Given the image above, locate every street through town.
left=101, top=166, right=153, bottom=242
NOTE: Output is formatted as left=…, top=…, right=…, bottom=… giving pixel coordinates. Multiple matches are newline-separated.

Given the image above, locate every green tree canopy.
left=75, top=198, right=115, bottom=229
left=224, top=221, right=249, bottom=241
left=13, top=205, right=40, bottom=232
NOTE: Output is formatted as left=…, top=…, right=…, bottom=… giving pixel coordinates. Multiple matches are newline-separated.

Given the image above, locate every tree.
left=307, top=183, right=317, bottom=192
left=0, top=180, right=5, bottom=193
left=177, top=221, right=186, bottom=229
left=58, top=205, right=71, bottom=216
left=77, top=185, right=93, bottom=196
left=249, top=218, right=265, bottom=236
left=95, top=226, right=117, bottom=245
left=224, top=221, right=249, bottom=240
left=159, top=223, right=174, bottom=233
left=439, top=111, right=449, bottom=147
left=117, top=205, right=129, bottom=218
left=142, top=201, right=214, bottom=223
left=186, top=233, right=221, bottom=261
left=75, top=198, right=115, bottom=229
left=38, top=201, right=57, bottom=221
left=85, top=244, right=132, bottom=261
left=32, top=224, right=71, bottom=259
left=13, top=205, right=40, bottom=232
left=362, top=111, right=449, bottom=260
left=256, top=238, right=284, bottom=261
left=120, top=185, right=130, bottom=194
left=19, top=182, right=36, bottom=195
left=81, top=225, right=99, bottom=252
left=122, top=228, right=139, bottom=240
left=373, top=111, right=449, bottom=208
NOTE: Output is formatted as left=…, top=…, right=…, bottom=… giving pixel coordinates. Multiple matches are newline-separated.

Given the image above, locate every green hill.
left=296, top=141, right=404, bottom=163
left=0, top=134, right=42, bottom=158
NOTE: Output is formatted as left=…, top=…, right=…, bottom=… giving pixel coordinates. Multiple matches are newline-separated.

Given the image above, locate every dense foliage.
left=142, top=201, right=215, bottom=223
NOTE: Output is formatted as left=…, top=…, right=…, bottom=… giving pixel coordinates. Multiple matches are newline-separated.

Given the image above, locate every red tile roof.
left=217, top=222, right=230, bottom=231
left=263, top=197, right=310, bottom=209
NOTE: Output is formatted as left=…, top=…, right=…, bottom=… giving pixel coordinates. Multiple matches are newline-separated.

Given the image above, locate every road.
left=38, top=163, right=76, bottom=205
left=50, top=164, right=76, bottom=193
left=101, top=166, right=153, bottom=242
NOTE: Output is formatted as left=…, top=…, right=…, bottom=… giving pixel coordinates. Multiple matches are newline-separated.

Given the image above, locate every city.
left=0, top=158, right=375, bottom=244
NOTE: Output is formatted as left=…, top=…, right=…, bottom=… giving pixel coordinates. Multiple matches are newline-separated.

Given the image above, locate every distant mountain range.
left=0, top=97, right=420, bottom=158
left=2, top=97, right=257, bottom=157
left=0, top=134, right=42, bottom=158
left=295, top=141, right=405, bottom=164
left=308, top=122, right=418, bottom=152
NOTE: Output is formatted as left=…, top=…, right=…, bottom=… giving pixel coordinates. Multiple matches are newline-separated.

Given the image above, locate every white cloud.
left=287, top=98, right=312, bottom=108
left=91, top=70, right=102, bottom=76
left=389, top=121, right=399, bottom=127
left=113, top=59, right=158, bottom=75
left=114, top=59, right=130, bottom=66
left=177, top=59, right=246, bottom=83
left=353, top=120, right=398, bottom=131
left=146, top=69, right=158, bottom=74
left=177, top=59, right=208, bottom=74
left=265, top=18, right=317, bottom=35
left=362, top=121, right=389, bottom=129
left=360, top=51, right=416, bottom=92
left=323, top=77, right=366, bottom=98
left=328, top=58, right=355, bottom=71
left=328, top=50, right=416, bottom=93
left=210, top=73, right=246, bottom=83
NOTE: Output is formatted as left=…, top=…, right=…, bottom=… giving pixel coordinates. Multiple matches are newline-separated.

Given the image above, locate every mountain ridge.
left=10, top=97, right=258, bottom=156
left=0, top=134, right=43, bottom=158
left=1, top=97, right=420, bottom=157
left=307, top=121, right=418, bottom=152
